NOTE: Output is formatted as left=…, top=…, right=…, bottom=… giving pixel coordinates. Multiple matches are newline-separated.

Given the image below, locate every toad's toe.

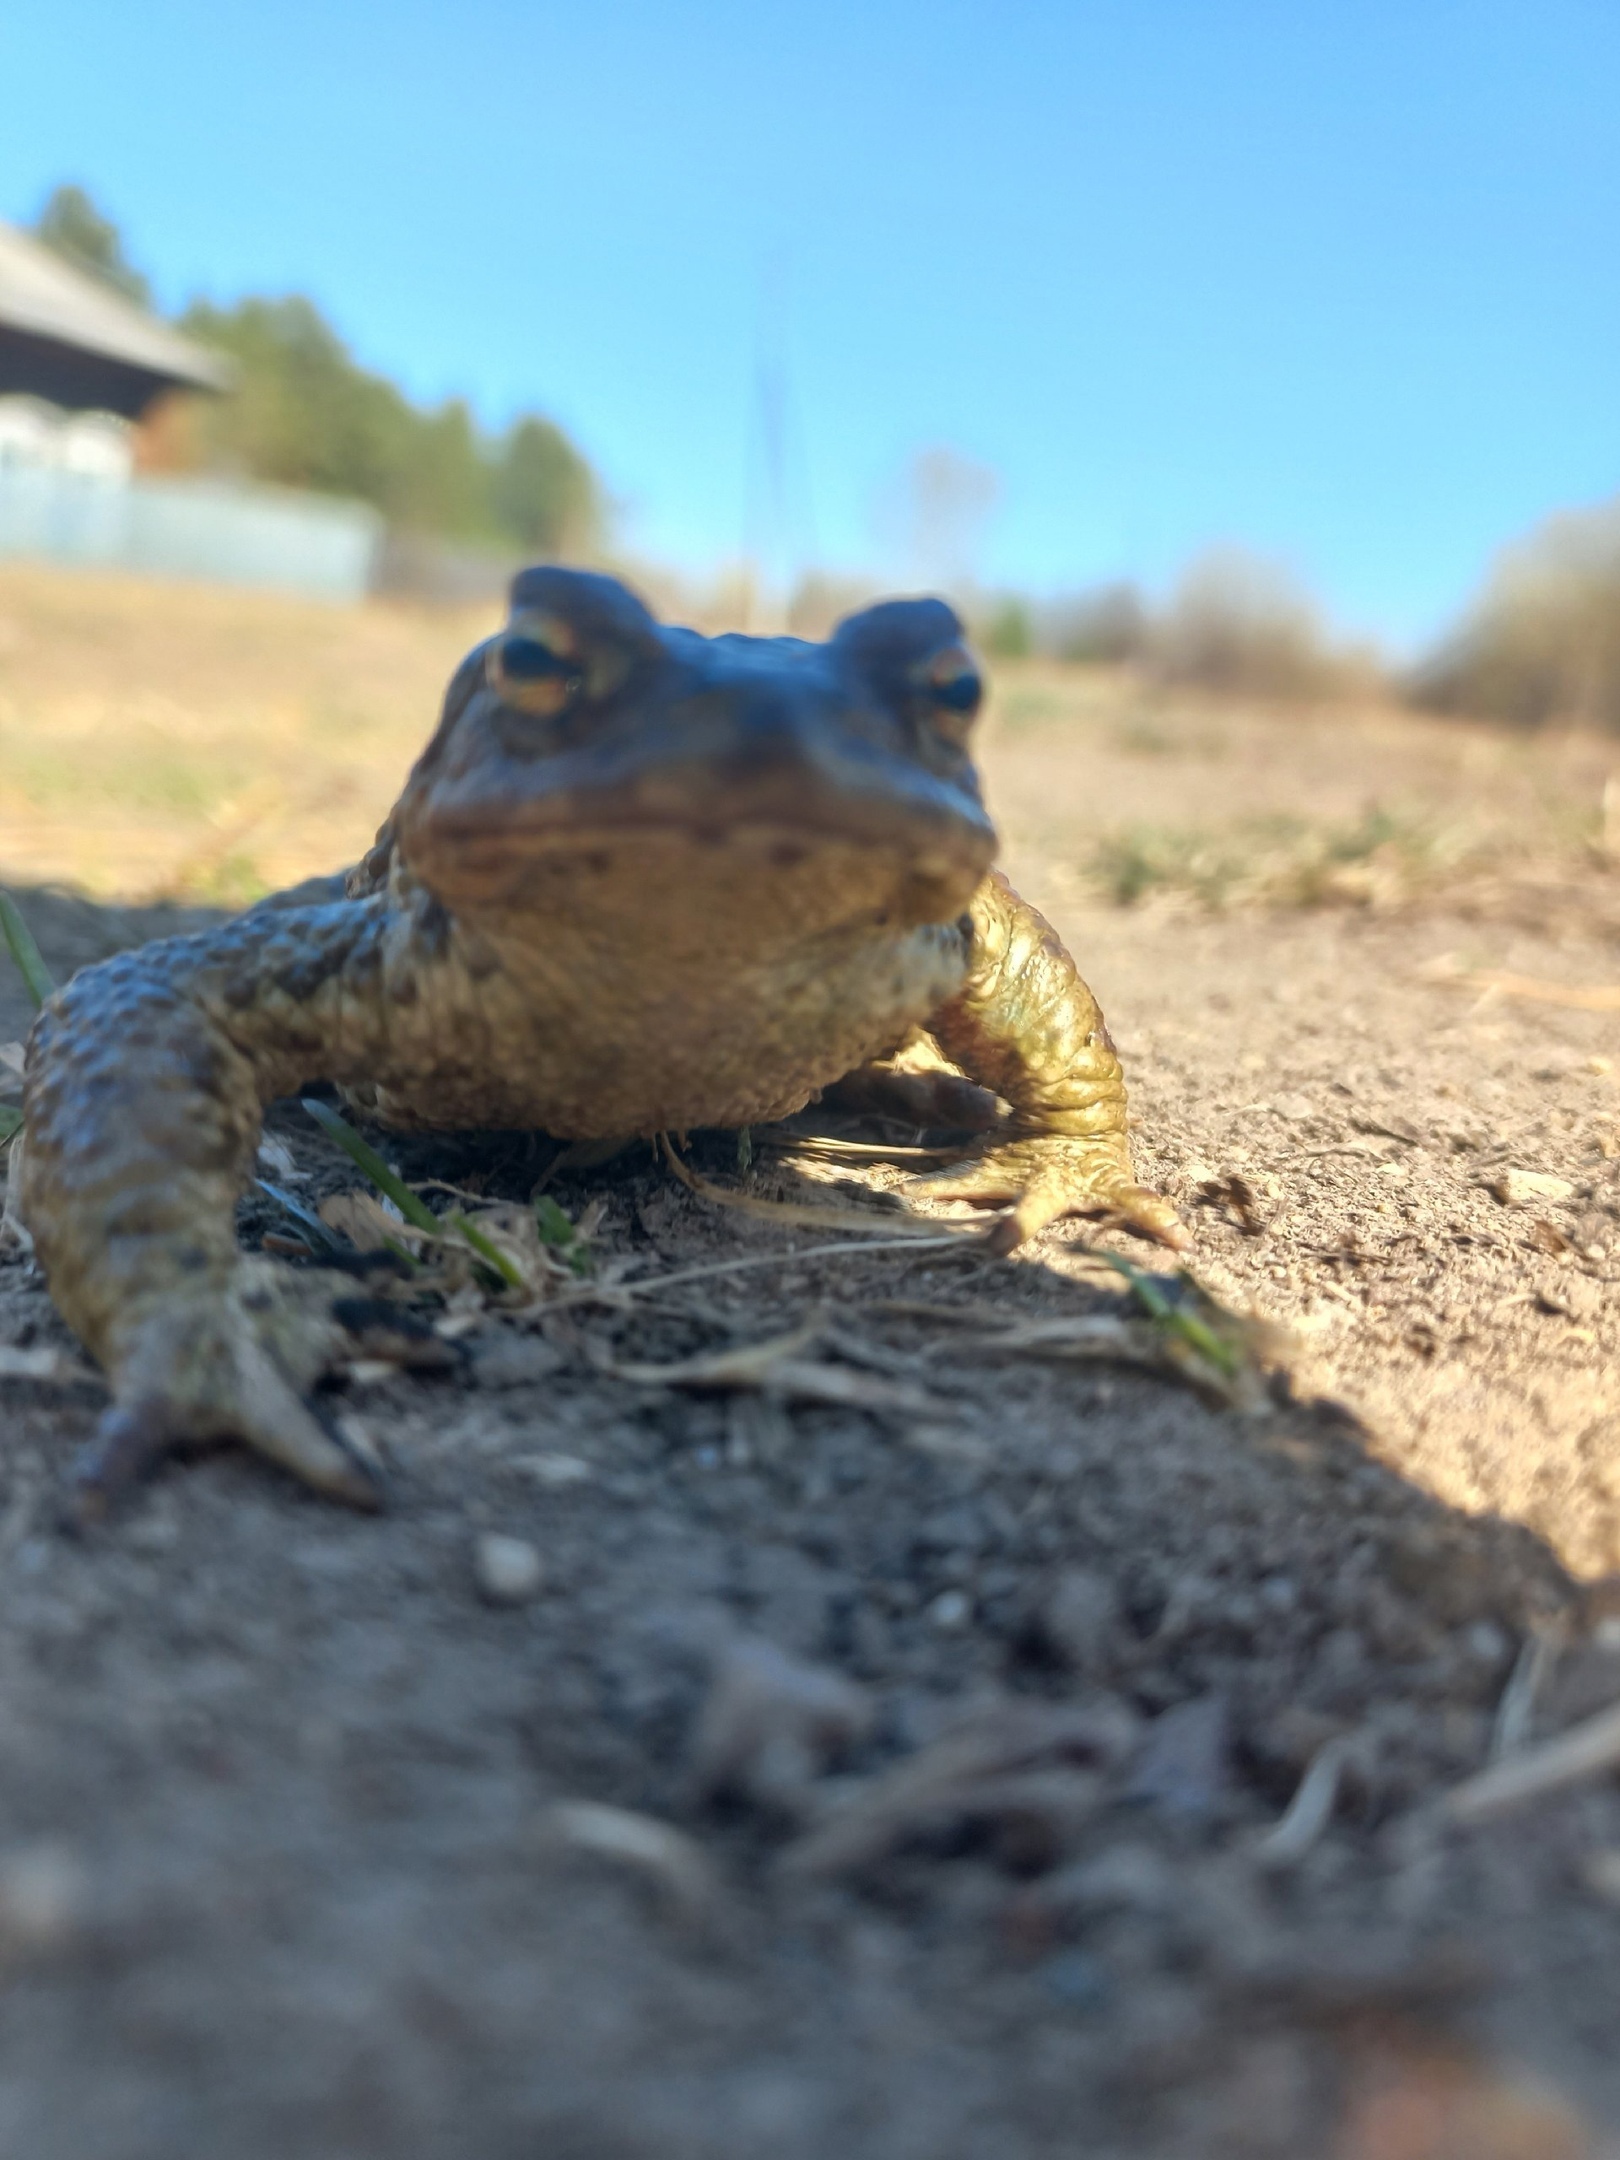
left=905, top=1134, right=1189, bottom=1254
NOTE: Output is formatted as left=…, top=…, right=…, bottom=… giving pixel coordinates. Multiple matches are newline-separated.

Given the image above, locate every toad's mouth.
left=413, top=818, right=991, bottom=926
left=399, top=749, right=998, bottom=915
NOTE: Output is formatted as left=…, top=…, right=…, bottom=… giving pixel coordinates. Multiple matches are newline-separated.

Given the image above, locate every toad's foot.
left=905, top=1133, right=1190, bottom=1255
left=76, top=1261, right=385, bottom=1516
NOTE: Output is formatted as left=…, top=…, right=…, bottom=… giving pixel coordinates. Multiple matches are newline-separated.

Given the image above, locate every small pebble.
left=1041, top=1948, right=1113, bottom=2010
left=513, top=1452, right=592, bottom=1488
left=540, top=1801, right=717, bottom=1932
left=0, top=1840, right=86, bottom=1953
left=473, top=1533, right=545, bottom=1606
left=1489, top=1168, right=1576, bottom=1208
left=469, top=1335, right=565, bottom=1391
left=690, top=1636, right=873, bottom=1811
left=122, top=1507, right=181, bottom=1556
left=1268, top=1092, right=1316, bottom=1122
left=1038, top=1566, right=1120, bottom=1667
left=928, top=1590, right=972, bottom=1631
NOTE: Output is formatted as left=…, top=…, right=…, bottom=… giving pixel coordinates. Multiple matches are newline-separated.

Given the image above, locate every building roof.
left=0, top=221, right=229, bottom=420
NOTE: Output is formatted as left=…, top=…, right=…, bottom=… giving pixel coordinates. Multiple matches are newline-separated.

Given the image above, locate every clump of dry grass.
left=1083, top=806, right=1493, bottom=912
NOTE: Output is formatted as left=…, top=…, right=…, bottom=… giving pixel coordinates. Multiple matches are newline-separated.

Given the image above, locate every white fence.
left=0, top=467, right=383, bottom=601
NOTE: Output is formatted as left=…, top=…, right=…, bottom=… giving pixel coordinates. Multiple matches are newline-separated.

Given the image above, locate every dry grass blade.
left=544, top=1234, right=981, bottom=1312
left=873, top=1296, right=1066, bottom=1328
left=1490, top=1621, right=1565, bottom=1763
left=539, top=1802, right=719, bottom=1932
left=657, top=1133, right=965, bottom=1238
left=1252, top=1737, right=1353, bottom=1868
left=761, top=1135, right=964, bottom=1163
left=967, top=1312, right=1146, bottom=1358
left=783, top=1700, right=1139, bottom=1882
left=1443, top=1697, right=1620, bottom=1825
left=952, top=1297, right=1277, bottom=1413
left=603, top=1318, right=822, bottom=1388
left=757, top=1362, right=940, bottom=1415
left=1418, top=958, right=1620, bottom=1013
left=597, top=1320, right=942, bottom=1414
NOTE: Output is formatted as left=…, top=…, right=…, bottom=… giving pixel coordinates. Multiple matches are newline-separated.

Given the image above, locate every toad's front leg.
left=19, top=899, right=411, bottom=1509
left=906, top=871, right=1188, bottom=1253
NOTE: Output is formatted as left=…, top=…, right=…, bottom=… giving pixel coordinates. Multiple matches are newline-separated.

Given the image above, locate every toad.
left=19, top=569, right=1185, bottom=1505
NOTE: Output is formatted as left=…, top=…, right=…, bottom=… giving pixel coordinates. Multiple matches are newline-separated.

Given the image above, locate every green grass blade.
left=448, top=1211, right=526, bottom=1291
left=533, top=1194, right=591, bottom=1276
left=0, top=1103, right=22, bottom=1145
left=1096, top=1249, right=1241, bottom=1379
left=300, top=1099, right=440, bottom=1234
left=0, top=892, right=54, bottom=1011
left=533, top=1195, right=576, bottom=1248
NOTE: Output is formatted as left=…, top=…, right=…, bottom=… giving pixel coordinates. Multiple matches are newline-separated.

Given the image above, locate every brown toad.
left=19, top=569, right=1184, bottom=1505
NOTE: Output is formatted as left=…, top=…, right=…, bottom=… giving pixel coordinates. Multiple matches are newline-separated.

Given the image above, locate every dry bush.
left=1043, top=583, right=1150, bottom=666
left=1413, top=498, right=1620, bottom=732
left=1146, top=548, right=1384, bottom=702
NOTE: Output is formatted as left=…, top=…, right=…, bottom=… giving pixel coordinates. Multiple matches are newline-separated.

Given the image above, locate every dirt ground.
left=0, top=573, right=1618, bottom=2157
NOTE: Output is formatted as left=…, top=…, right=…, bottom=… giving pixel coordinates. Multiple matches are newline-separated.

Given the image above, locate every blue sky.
left=2, top=0, right=1617, bottom=647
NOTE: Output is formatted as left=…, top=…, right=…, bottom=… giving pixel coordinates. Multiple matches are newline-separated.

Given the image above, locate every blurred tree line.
left=31, top=190, right=1620, bottom=728
left=32, top=185, right=600, bottom=558
left=1410, top=500, right=1620, bottom=734
left=971, top=550, right=1383, bottom=703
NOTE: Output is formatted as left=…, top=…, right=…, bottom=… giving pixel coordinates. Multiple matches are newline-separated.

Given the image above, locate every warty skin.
left=19, top=567, right=1185, bottom=1507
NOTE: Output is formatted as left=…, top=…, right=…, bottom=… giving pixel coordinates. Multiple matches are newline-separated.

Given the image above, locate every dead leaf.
left=1527, top=1218, right=1572, bottom=1256
left=318, top=1188, right=409, bottom=1251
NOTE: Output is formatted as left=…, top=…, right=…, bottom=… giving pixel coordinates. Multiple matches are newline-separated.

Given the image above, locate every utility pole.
left=741, top=252, right=815, bottom=632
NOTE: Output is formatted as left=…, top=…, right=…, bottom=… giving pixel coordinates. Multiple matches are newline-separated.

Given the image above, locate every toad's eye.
left=486, top=623, right=584, bottom=719
left=916, top=645, right=983, bottom=746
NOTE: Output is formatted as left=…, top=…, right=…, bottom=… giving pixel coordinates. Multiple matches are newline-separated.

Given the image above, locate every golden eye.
left=486, top=615, right=584, bottom=718
left=917, top=644, right=983, bottom=746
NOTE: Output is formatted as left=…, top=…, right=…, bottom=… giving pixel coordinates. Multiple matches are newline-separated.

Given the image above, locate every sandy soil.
left=0, top=578, right=1617, bottom=2156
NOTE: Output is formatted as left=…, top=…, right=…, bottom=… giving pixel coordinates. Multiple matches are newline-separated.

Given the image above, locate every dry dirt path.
left=0, top=869, right=1615, bottom=2157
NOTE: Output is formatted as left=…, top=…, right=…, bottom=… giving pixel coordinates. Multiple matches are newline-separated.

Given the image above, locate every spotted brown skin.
left=19, top=568, right=1184, bottom=1506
